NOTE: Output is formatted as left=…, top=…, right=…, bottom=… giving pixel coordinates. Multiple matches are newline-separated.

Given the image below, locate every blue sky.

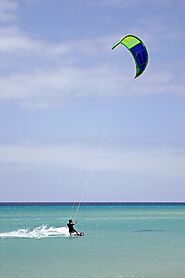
left=0, top=0, right=185, bottom=202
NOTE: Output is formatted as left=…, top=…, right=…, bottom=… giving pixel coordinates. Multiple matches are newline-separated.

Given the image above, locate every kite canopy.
left=112, top=35, right=148, bottom=78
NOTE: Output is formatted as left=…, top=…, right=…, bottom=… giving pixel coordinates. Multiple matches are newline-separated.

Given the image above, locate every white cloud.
left=0, top=143, right=185, bottom=178
left=0, top=1, right=184, bottom=106
left=0, top=26, right=113, bottom=56
left=0, top=62, right=183, bottom=107
left=0, top=32, right=39, bottom=52
left=89, top=0, right=182, bottom=8
left=0, top=56, right=184, bottom=105
left=0, top=9, right=184, bottom=105
left=0, top=0, right=18, bottom=22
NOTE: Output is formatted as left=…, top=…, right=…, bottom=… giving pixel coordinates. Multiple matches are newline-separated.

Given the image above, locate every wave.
left=0, top=225, right=70, bottom=239
left=134, top=229, right=166, bottom=233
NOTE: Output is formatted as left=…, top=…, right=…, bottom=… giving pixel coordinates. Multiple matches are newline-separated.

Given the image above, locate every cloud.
left=0, top=10, right=184, bottom=106
left=89, top=0, right=183, bottom=8
left=0, top=26, right=114, bottom=59
left=0, top=1, right=184, bottom=106
left=0, top=57, right=184, bottom=105
left=0, top=142, right=185, bottom=178
left=0, top=0, right=18, bottom=22
left=0, top=31, right=40, bottom=53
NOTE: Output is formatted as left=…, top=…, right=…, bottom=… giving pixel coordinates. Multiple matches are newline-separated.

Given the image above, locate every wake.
left=0, top=225, right=70, bottom=239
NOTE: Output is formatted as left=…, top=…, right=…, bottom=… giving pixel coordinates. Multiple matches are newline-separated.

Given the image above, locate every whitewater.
left=0, top=225, right=69, bottom=239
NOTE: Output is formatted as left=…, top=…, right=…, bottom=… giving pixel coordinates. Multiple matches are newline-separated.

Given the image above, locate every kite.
left=112, top=35, right=148, bottom=78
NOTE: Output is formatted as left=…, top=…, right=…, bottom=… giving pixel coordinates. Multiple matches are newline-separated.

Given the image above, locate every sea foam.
left=0, top=225, right=69, bottom=239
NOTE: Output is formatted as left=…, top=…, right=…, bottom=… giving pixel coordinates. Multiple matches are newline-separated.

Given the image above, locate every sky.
left=0, top=0, right=185, bottom=202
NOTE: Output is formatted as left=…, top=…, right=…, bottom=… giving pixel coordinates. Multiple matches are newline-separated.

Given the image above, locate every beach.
left=0, top=203, right=185, bottom=278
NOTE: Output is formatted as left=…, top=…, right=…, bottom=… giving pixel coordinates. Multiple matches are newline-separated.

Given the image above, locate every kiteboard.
left=71, top=232, right=84, bottom=237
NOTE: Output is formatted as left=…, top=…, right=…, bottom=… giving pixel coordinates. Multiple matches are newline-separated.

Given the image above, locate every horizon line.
left=1, top=201, right=185, bottom=206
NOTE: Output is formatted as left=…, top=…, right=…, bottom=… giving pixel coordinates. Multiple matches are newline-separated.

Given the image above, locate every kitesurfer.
left=67, top=219, right=80, bottom=236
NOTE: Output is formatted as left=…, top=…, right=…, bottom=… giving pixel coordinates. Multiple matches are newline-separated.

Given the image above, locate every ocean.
left=0, top=203, right=185, bottom=278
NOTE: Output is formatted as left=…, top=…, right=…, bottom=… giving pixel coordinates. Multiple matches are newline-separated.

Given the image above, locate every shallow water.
left=0, top=204, right=185, bottom=278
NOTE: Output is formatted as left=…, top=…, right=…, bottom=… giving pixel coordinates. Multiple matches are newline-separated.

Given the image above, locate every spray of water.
left=0, top=225, right=70, bottom=239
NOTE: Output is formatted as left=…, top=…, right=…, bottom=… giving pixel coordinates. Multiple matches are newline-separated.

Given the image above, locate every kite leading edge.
left=112, top=35, right=148, bottom=78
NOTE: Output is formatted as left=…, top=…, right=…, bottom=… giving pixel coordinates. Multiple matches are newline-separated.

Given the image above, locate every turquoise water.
left=0, top=204, right=185, bottom=278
